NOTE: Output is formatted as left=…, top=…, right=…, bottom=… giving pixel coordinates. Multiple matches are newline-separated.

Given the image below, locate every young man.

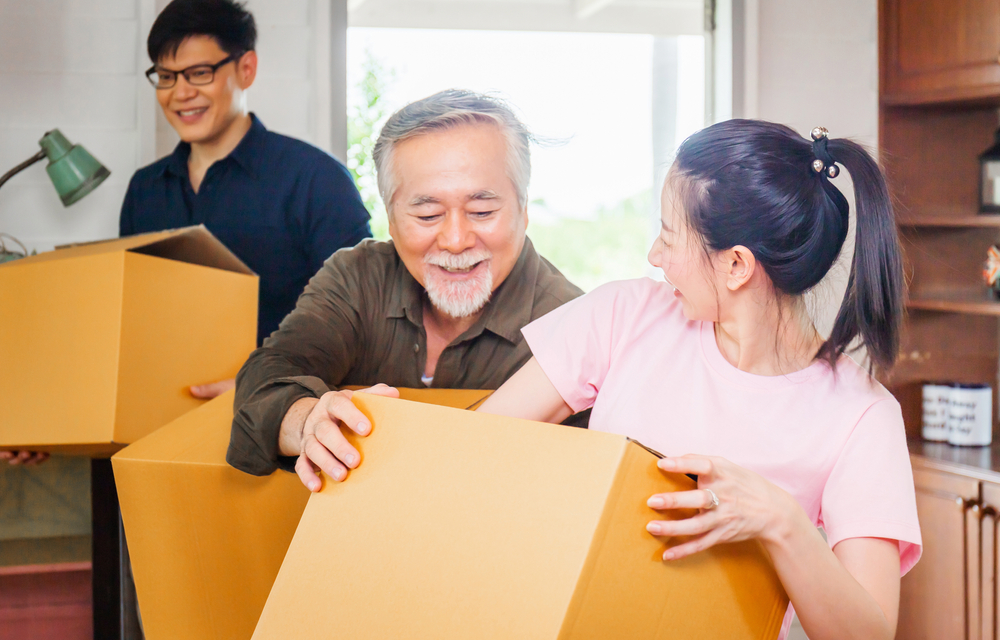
left=121, top=0, right=371, bottom=393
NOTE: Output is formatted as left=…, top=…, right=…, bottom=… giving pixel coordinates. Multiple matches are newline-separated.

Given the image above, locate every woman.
left=477, top=120, right=921, bottom=640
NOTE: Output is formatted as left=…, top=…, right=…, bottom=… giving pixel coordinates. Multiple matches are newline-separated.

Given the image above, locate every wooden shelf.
left=908, top=291, right=1000, bottom=314
left=899, top=215, right=1000, bottom=228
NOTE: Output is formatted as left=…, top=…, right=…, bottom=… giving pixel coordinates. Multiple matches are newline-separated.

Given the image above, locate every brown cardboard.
left=254, top=395, right=789, bottom=640
left=112, top=387, right=494, bottom=640
left=0, top=226, right=257, bottom=454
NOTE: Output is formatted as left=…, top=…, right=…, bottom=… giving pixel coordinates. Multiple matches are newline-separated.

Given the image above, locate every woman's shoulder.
left=587, top=277, right=681, bottom=311
left=812, top=353, right=901, bottom=424
left=834, top=354, right=895, bottom=396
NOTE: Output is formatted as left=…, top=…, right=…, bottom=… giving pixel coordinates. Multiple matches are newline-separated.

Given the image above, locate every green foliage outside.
left=347, top=51, right=392, bottom=240
left=347, top=54, right=654, bottom=291
left=528, top=189, right=654, bottom=292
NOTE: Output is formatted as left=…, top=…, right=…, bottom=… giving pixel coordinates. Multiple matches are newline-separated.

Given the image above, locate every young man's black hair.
left=147, top=0, right=256, bottom=63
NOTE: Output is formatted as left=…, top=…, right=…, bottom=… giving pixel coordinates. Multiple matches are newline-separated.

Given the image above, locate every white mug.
left=948, top=384, right=993, bottom=447
left=922, top=383, right=951, bottom=442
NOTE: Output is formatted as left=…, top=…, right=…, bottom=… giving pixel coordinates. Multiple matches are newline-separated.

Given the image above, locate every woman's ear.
left=722, top=245, right=756, bottom=291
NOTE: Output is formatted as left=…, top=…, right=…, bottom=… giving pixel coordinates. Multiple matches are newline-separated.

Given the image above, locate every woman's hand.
left=645, top=454, right=800, bottom=560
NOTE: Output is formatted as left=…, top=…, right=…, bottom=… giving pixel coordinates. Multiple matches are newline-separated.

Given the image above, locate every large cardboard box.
left=254, top=395, right=789, bottom=640
left=0, top=226, right=257, bottom=454
left=111, top=387, right=494, bottom=640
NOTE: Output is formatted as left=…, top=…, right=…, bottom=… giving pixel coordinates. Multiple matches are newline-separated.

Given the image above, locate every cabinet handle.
left=959, top=497, right=981, bottom=509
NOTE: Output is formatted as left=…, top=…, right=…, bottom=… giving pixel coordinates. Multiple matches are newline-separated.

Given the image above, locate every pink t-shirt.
left=522, top=278, right=922, bottom=638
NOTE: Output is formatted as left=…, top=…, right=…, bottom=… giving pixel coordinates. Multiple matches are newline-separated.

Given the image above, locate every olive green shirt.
left=228, top=237, right=583, bottom=475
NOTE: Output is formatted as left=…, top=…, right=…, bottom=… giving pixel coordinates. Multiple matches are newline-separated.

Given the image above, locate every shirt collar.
left=472, top=237, right=538, bottom=344
left=160, top=139, right=190, bottom=178
left=385, top=237, right=541, bottom=346
left=386, top=246, right=425, bottom=327
left=157, top=113, right=267, bottom=179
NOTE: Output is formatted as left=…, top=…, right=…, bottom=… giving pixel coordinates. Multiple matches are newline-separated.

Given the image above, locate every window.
left=348, top=18, right=706, bottom=291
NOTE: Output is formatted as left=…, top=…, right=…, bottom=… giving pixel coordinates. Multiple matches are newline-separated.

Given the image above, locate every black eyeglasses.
left=145, top=54, right=239, bottom=89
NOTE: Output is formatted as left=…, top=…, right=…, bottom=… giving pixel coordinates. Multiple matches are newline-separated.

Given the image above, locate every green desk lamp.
left=0, top=129, right=110, bottom=206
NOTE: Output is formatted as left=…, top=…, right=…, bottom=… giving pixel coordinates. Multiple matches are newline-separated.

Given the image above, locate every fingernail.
left=663, top=550, right=675, bottom=561
left=357, top=422, right=370, bottom=435
left=344, top=453, right=358, bottom=467
left=646, top=522, right=662, bottom=535
left=334, top=469, right=345, bottom=481
left=647, top=496, right=665, bottom=509
left=309, top=481, right=320, bottom=492
left=658, top=458, right=676, bottom=470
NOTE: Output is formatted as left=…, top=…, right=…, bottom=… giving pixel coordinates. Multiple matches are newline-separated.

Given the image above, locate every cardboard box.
left=0, top=226, right=257, bottom=454
left=112, top=387, right=494, bottom=640
left=254, top=395, right=789, bottom=640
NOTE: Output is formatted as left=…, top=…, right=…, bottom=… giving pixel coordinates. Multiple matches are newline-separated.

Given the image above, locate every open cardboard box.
left=112, top=387, right=494, bottom=640
left=0, top=226, right=257, bottom=454
left=253, top=395, right=788, bottom=640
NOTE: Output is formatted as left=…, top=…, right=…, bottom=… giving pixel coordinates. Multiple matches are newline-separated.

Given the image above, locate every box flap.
left=559, top=441, right=788, bottom=640
left=129, top=225, right=253, bottom=275
left=3, top=226, right=253, bottom=275
left=253, top=394, right=626, bottom=639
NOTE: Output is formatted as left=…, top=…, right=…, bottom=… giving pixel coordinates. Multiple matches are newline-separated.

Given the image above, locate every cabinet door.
left=897, top=466, right=981, bottom=640
left=982, top=482, right=1000, bottom=640
left=882, top=0, right=1000, bottom=104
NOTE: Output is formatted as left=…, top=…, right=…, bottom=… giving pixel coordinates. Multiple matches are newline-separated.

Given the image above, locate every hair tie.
left=810, top=127, right=839, bottom=178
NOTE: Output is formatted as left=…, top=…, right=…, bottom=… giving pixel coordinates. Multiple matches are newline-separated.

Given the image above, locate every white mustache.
left=424, top=250, right=492, bottom=270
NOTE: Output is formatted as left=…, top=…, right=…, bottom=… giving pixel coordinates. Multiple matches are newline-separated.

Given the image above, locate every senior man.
left=228, top=89, right=583, bottom=490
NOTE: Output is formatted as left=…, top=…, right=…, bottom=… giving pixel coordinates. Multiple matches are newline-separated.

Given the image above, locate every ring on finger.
left=704, top=488, right=720, bottom=510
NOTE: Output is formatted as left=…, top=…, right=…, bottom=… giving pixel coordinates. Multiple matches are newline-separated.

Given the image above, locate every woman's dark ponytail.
left=673, top=120, right=905, bottom=375
left=820, top=139, right=904, bottom=374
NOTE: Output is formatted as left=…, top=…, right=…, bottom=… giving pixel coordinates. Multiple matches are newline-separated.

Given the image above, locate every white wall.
left=752, top=0, right=878, bottom=147
left=0, top=0, right=157, bottom=252
left=0, top=0, right=344, bottom=254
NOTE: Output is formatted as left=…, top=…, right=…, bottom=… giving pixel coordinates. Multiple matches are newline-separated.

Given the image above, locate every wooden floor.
left=0, top=562, right=92, bottom=640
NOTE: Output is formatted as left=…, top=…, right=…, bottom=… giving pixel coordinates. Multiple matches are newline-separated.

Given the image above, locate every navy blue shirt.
left=120, top=115, right=371, bottom=345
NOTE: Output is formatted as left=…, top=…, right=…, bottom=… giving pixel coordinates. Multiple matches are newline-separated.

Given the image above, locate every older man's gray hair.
left=372, top=89, right=533, bottom=215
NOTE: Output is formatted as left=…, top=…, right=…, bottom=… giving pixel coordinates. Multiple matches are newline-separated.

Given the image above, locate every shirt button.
left=414, top=343, right=420, bottom=352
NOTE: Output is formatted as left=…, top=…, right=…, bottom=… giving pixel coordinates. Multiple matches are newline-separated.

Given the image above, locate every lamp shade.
left=39, top=129, right=111, bottom=207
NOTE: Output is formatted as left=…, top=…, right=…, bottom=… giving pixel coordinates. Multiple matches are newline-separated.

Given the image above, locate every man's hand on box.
left=280, top=384, right=400, bottom=492
left=644, top=454, right=800, bottom=561
left=1, top=450, right=50, bottom=466
left=190, top=378, right=236, bottom=399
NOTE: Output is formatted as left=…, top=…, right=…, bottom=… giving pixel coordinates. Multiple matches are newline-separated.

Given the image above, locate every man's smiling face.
left=154, top=35, right=253, bottom=145
left=387, top=121, right=528, bottom=319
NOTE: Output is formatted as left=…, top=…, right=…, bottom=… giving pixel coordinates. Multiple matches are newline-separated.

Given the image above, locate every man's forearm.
left=279, top=397, right=319, bottom=457
left=228, top=349, right=332, bottom=475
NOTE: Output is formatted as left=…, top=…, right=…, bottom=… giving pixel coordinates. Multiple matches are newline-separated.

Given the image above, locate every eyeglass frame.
left=144, top=53, right=241, bottom=89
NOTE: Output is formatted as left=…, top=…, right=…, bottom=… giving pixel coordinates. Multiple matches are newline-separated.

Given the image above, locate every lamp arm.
left=0, top=150, right=47, bottom=191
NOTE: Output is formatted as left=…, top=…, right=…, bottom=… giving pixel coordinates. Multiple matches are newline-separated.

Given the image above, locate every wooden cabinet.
left=882, top=0, right=1000, bottom=104
left=982, top=481, right=1000, bottom=639
left=899, top=465, right=981, bottom=639
left=879, top=1, right=1000, bottom=435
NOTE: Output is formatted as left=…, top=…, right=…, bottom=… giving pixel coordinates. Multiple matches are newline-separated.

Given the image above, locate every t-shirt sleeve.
left=820, top=397, right=923, bottom=575
left=521, top=281, right=628, bottom=413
